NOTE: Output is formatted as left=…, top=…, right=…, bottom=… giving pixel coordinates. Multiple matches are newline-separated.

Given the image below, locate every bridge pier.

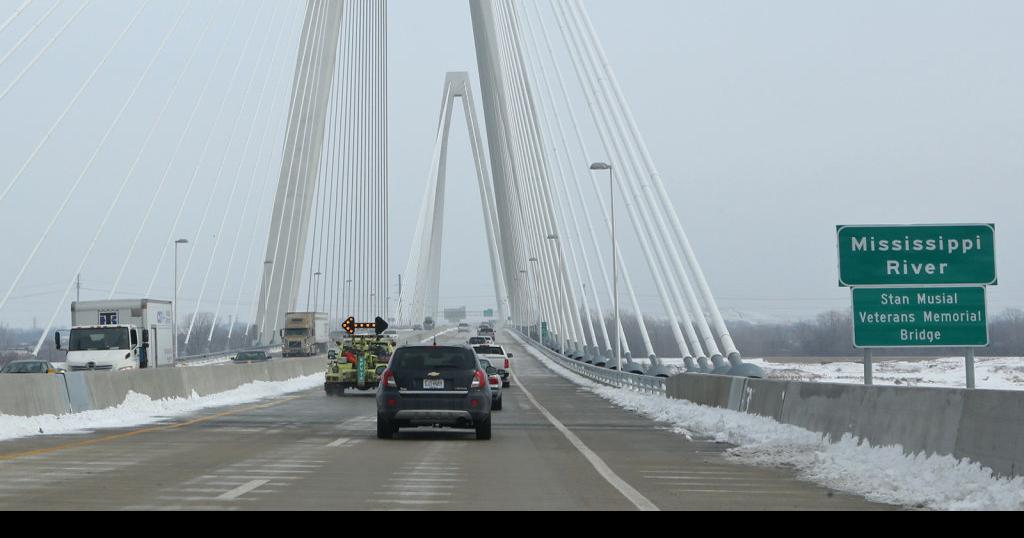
left=727, top=351, right=766, bottom=379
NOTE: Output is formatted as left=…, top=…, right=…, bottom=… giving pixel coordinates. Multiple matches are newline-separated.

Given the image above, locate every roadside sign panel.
left=837, top=224, right=996, bottom=287
left=852, top=287, right=989, bottom=348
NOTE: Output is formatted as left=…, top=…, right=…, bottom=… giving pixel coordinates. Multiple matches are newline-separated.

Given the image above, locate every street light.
left=547, top=233, right=567, bottom=356
left=173, top=239, right=189, bottom=362
left=312, top=272, right=323, bottom=312
left=260, top=261, right=273, bottom=342
left=591, top=161, right=620, bottom=371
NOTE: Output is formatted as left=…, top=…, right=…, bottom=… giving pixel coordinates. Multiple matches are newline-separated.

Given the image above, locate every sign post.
left=838, top=224, right=996, bottom=388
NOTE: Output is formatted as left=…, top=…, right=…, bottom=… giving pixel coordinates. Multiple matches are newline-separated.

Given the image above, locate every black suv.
left=377, top=346, right=493, bottom=440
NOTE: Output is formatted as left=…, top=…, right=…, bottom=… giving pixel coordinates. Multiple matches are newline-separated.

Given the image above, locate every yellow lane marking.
left=0, top=396, right=302, bottom=462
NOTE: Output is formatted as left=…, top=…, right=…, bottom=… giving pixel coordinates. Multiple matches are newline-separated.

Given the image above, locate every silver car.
left=478, top=358, right=503, bottom=411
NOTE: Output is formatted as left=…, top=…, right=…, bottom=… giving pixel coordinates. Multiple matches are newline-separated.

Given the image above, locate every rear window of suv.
left=392, top=348, right=476, bottom=371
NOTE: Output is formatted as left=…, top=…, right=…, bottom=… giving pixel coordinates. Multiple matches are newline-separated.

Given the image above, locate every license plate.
left=423, top=379, right=445, bottom=390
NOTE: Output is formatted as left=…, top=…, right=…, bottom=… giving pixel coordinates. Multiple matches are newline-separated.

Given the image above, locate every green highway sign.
left=837, top=224, right=997, bottom=287
left=852, top=287, right=989, bottom=348
left=483, top=309, right=494, bottom=318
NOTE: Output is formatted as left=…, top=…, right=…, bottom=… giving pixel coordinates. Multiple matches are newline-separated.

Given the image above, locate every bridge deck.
left=0, top=334, right=893, bottom=511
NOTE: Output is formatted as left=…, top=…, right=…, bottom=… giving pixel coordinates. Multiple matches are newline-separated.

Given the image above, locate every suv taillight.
left=471, top=370, right=486, bottom=390
left=504, top=359, right=510, bottom=370
left=489, top=375, right=500, bottom=387
left=381, top=369, right=398, bottom=389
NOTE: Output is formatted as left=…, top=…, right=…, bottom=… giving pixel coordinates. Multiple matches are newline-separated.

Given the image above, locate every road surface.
left=0, top=331, right=893, bottom=511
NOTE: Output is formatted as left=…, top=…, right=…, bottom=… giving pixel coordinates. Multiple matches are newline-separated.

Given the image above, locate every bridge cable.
left=263, top=0, right=330, bottom=338
left=238, top=1, right=309, bottom=338
left=494, top=1, right=575, bottom=348
left=204, top=0, right=296, bottom=344
left=572, top=0, right=740, bottom=359
left=517, top=3, right=601, bottom=353
left=0, top=0, right=58, bottom=70
left=0, top=0, right=150, bottom=313
left=182, top=1, right=286, bottom=344
left=160, top=1, right=275, bottom=304
left=0, top=0, right=34, bottom=36
left=0, top=0, right=89, bottom=107
left=544, top=0, right=664, bottom=359
left=551, top=0, right=690, bottom=361
left=108, top=0, right=250, bottom=298
left=510, top=1, right=592, bottom=351
left=563, top=2, right=711, bottom=362
left=259, top=0, right=329, bottom=338
left=557, top=1, right=702, bottom=363
left=28, top=0, right=196, bottom=355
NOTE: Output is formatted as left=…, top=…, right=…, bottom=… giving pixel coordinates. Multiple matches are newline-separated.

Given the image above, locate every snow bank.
left=660, top=356, right=1024, bottom=391
left=0, top=374, right=322, bottom=443
left=522, top=344, right=1024, bottom=511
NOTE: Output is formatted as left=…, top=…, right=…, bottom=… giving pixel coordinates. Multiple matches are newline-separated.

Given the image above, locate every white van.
left=57, top=300, right=173, bottom=371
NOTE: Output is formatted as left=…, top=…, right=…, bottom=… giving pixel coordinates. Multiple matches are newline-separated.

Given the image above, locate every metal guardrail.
left=175, top=345, right=282, bottom=366
left=513, top=330, right=667, bottom=396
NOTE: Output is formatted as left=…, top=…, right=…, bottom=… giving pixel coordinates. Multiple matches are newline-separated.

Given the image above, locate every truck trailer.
left=57, top=299, right=174, bottom=371
left=280, top=312, right=330, bottom=357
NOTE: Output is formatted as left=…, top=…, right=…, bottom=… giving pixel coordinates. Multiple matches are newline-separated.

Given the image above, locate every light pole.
left=260, top=260, right=273, bottom=342
left=529, top=257, right=540, bottom=342
left=173, top=239, right=189, bottom=362
left=591, top=162, right=619, bottom=371
left=312, top=272, right=323, bottom=312
left=547, top=233, right=567, bottom=356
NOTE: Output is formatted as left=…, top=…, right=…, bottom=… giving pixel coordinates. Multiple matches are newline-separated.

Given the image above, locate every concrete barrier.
left=667, top=373, right=1024, bottom=478
left=0, top=375, right=73, bottom=417
left=0, top=357, right=328, bottom=418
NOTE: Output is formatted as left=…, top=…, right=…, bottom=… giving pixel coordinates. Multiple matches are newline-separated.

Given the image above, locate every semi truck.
left=56, top=299, right=174, bottom=372
left=280, top=312, right=330, bottom=357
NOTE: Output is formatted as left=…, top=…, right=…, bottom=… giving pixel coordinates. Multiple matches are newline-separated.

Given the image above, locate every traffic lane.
left=0, top=388, right=375, bottom=510
left=247, top=338, right=636, bottom=510
left=502, top=337, right=895, bottom=511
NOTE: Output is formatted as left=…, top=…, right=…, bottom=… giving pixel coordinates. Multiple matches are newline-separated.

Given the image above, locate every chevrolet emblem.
left=427, top=372, right=441, bottom=378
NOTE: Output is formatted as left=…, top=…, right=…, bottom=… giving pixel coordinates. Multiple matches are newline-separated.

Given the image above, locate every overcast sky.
left=0, top=0, right=1021, bottom=330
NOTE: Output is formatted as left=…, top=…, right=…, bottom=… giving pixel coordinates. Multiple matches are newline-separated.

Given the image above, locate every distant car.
left=477, top=326, right=496, bottom=339
left=376, top=345, right=493, bottom=440
left=458, top=323, right=471, bottom=333
left=1, top=360, right=60, bottom=374
left=475, top=344, right=512, bottom=388
left=232, top=351, right=272, bottom=364
left=478, top=358, right=503, bottom=411
left=467, top=336, right=491, bottom=346
left=412, top=325, right=423, bottom=331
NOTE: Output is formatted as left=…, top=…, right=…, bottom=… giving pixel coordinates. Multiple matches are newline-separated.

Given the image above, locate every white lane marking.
left=379, top=491, right=453, bottom=497
left=372, top=499, right=450, bottom=505
left=511, top=369, right=660, bottom=512
left=327, top=437, right=350, bottom=447
left=216, top=479, right=270, bottom=501
left=387, top=478, right=464, bottom=483
left=644, top=474, right=776, bottom=480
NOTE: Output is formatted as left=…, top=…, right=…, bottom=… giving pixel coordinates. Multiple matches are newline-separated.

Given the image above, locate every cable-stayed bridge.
left=0, top=0, right=1017, bottom=513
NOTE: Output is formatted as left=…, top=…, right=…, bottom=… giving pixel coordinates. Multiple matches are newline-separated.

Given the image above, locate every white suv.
left=474, top=344, right=512, bottom=388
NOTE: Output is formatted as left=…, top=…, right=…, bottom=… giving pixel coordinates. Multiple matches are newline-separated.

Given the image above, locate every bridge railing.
left=175, top=345, right=282, bottom=367
left=512, top=330, right=666, bottom=396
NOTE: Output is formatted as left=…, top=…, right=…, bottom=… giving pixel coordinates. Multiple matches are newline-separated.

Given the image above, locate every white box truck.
left=280, top=312, right=329, bottom=357
left=56, top=300, right=174, bottom=372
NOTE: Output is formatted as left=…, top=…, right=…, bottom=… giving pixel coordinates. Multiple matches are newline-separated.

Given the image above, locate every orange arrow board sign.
left=342, top=316, right=389, bottom=335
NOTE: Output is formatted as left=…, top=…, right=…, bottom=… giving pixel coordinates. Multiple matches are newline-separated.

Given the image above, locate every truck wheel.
left=377, top=415, right=395, bottom=440
left=493, top=397, right=503, bottom=411
left=475, top=416, right=492, bottom=441
left=503, top=381, right=510, bottom=389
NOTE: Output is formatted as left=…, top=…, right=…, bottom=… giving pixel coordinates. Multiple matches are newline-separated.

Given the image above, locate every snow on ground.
left=659, top=356, right=1024, bottom=391
left=514, top=338, right=1024, bottom=511
left=0, top=374, right=323, bottom=443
